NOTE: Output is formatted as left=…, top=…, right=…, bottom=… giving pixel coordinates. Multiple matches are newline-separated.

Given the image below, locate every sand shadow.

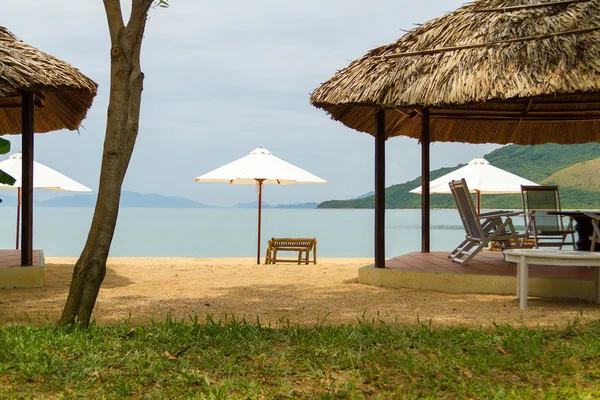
left=81, top=282, right=600, bottom=329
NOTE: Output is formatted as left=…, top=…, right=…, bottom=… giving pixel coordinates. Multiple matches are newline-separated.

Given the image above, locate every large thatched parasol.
left=311, top=0, right=600, bottom=144
left=0, top=26, right=98, bottom=265
left=0, top=26, right=97, bottom=134
left=310, top=0, right=600, bottom=267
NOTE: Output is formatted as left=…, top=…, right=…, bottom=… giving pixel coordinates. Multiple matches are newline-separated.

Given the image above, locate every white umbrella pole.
left=15, top=187, right=21, bottom=250
left=476, top=189, right=481, bottom=214
left=256, top=179, right=264, bottom=265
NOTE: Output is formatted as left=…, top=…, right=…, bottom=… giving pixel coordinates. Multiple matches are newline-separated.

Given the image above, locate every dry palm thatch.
left=0, top=26, right=98, bottom=135
left=310, top=0, right=600, bottom=145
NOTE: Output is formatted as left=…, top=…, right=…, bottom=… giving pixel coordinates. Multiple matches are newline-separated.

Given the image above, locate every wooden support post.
left=421, top=107, right=431, bottom=253
left=21, top=91, right=34, bottom=266
left=375, top=109, right=386, bottom=268
left=256, top=179, right=265, bottom=265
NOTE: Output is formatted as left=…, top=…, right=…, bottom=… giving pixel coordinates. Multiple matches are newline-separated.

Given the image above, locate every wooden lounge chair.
left=449, top=178, right=527, bottom=264
left=521, top=185, right=575, bottom=249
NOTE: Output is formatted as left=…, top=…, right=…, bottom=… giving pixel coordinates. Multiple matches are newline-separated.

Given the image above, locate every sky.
left=3, top=0, right=502, bottom=206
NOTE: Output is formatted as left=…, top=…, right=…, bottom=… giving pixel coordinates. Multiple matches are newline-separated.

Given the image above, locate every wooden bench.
left=264, top=238, right=317, bottom=265
left=503, top=249, right=600, bottom=309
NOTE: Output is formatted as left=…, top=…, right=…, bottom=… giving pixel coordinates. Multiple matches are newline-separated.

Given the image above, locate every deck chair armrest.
left=478, top=210, right=521, bottom=218
left=584, top=212, right=600, bottom=220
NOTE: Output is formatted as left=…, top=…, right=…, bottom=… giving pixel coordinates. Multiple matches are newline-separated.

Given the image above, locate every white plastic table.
left=503, top=249, right=600, bottom=309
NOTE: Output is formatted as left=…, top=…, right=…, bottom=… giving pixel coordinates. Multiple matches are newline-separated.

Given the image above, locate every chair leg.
left=452, top=241, right=487, bottom=264
left=591, top=219, right=599, bottom=252
left=449, top=239, right=475, bottom=261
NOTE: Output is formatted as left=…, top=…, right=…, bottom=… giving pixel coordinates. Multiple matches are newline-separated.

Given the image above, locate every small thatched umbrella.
left=310, top=0, right=600, bottom=267
left=0, top=26, right=97, bottom=265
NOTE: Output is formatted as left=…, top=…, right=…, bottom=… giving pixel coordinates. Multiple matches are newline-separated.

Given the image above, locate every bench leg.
left=518, top=255, right=528, bottom=309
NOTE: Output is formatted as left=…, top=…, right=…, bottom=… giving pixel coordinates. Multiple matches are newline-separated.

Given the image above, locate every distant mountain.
left=355, top=191, right=374, bottom=199
left=38, top=191, right=215, bottom=208
left=0, top=193, right=42, bottom=206
left=235, top=201, right=263, bottom=208
left=39, top=194, right=96, bottom=207
left=234, top=201, right=318, bottom=209
left=541, top=158, right=600, bottom=191
left=318, top=143, right=600, bottom=209
left=277, top=202, right=318, bottom=209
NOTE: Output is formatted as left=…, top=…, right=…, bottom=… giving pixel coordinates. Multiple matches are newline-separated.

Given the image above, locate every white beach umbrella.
left=410, top=157, right=538, bottom=213
left=0, top=152, right=92, bottom=248
left=195, top=147, right=327, bottom=264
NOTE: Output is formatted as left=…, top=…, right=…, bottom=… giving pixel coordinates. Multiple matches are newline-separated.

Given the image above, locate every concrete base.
left=359, top=266, right=598, bottom=302
left=0, top=250, right=46, bottom=288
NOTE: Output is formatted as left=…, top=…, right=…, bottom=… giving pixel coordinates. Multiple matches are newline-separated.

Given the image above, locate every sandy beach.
left=2, top=257, right=600, bottom=328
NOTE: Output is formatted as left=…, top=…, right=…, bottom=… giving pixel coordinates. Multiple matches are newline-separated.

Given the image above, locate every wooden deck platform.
left=359, top=251, right=598, bottom=302
left=0, top=250, right=46, bottom=288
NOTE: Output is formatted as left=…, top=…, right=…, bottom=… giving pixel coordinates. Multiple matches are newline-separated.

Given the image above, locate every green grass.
left=1, top=315, right=599, bottom=399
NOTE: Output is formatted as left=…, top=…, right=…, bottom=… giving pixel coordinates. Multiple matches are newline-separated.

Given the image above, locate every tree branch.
left=102, top=0, right=125, bottom=44
left=128, top=0, right=154, bottom=36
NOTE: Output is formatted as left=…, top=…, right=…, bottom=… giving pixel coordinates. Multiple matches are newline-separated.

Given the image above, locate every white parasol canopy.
left=0, top=152, right=92, bottom=248
left=195, top=147, right=327, bottom=185
left=410, top=157, right=538, bottom=213
left=195, top=147, right=327, bottom=264
left=0, top=153, right=92, bottom=191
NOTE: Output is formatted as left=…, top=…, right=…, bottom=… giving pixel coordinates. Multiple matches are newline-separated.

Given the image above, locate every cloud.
left=3, top=0, right=502, bottom=206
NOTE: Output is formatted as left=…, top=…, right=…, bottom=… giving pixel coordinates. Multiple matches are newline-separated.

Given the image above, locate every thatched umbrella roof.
left=310, top=0, right=600, bottom=145
left=0, top=26, right=98, bottom=134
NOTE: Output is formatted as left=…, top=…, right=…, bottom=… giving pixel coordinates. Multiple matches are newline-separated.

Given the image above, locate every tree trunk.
left=60, top=0, right=155, bottom=325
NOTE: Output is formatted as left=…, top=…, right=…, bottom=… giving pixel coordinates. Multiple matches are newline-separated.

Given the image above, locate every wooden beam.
left=430, top=114, right=600, bottom=121
left=430, top=109, right=600, bottom=117
left=375, top=109, right=386, bottom=268
left=21, top=91, right=34, bottom=267
left=421, top=107, right=430, bottom=253
left=0, top=94, right=46, bottom=109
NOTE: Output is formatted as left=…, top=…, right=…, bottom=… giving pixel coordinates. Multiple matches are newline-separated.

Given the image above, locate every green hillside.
left=318, top=143, right=600, bottom=209
left=541, top=158, right=600, bottom=191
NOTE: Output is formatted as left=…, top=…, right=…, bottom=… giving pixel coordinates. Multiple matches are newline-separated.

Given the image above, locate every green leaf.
left=0, top=169, right=16, bottom=186
left=0, top=137, right=10, bottom=155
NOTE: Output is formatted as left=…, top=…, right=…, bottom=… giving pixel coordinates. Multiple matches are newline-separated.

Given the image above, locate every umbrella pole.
left=476, top=190, right=481, bottom=214
left=16, top=187, right=21, bottom=250
left=256, top=179, right=264, bottom=265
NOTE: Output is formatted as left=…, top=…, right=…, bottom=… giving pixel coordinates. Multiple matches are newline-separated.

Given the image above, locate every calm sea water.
left=0, top=207, right=525, bottom=258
